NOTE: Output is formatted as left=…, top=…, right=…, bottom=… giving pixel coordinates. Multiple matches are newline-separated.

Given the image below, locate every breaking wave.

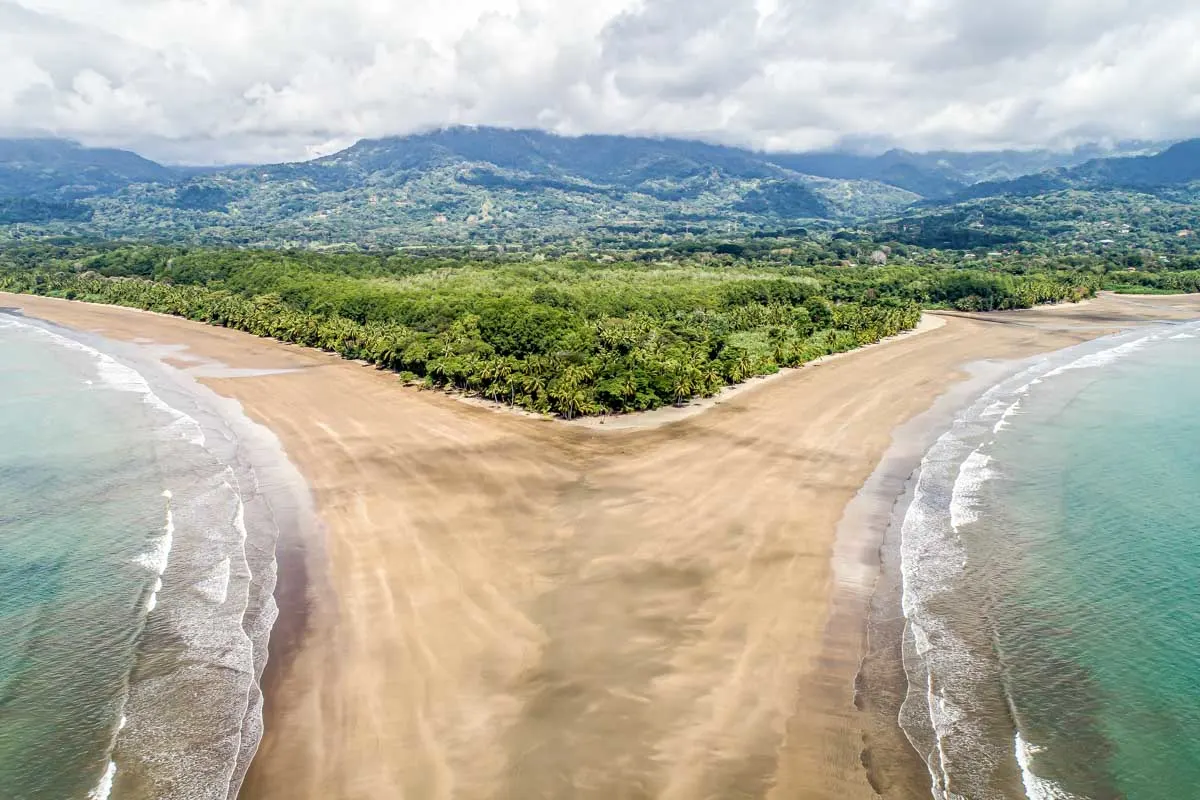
left=4, top=315, right=279, bottom=800
left=897, top=326, right=1191, bottom=799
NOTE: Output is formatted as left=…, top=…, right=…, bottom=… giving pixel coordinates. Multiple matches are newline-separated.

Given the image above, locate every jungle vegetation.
left=4, top=130, right=1198, bottom=418
left=0, top=241, right=1112, bottom=418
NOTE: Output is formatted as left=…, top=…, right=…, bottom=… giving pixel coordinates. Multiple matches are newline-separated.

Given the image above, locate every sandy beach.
left=5, top=290, right=1200, bottom=800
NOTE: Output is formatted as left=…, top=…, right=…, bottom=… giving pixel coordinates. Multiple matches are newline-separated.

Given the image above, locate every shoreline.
left=5, top=291, right=946, bottom=433
left=835, top=357, right=1028, bottom=795
left=4, top=291, right=1200, bottom=800
left=849, top=307, right=1200, bottom=799
left=568, top=314, right=949, bottom=432
left=0, top=307, right=318, bottom=800
left=378, top=314, right=948, bottom=432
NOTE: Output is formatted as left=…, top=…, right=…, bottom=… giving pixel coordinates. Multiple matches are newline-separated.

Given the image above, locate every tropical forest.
left=4, top=128, right=1200, bottom=417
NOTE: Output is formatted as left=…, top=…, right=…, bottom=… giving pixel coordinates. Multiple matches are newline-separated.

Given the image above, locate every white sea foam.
left=1016, top=733, right=1080, bottom=800
left=146, top=578, right=163, bottom=613
left=195, top=557, right=233, bottom=605
left=900, top=432, right=981, bottom=799
left=1043, top=336, right=1152, bottom=379
left=235, top=504, right=250, bottom=578
left=86, top=760, right=117, bottom=800
left=0, top=316, right=205, bottom=446
left=899, top=356, right=1070, bottom=798
left=138, top=491, right=176, bottom=613
left=981, top=400, right=1009, bottom=420
left=950, top=449, right=994, bottom=530
left=993, top=399, right=1022, bottom=433
left=898, top=328, right=1190, bottom=800
left=86, top=706, right=131, bottom=800
left=929, top=675, right=957, bottom=799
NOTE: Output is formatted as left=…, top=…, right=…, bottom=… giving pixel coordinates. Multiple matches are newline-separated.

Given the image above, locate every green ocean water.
left=900, top=321, right=1200, bottom=800
left=0, top=317, right=166, bottom=799
left=0, top=315, right=282, bottom=800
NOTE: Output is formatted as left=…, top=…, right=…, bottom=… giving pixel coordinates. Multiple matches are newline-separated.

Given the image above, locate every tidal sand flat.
left=3, top=291, right=1199, bottom=800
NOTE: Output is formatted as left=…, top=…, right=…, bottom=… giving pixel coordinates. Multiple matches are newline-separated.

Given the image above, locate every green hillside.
left=0, top=129, right=1188, bottom=250
left=0, top=139, right=176, bottom=201
left=75, top=129, right=918, bottom=245
left=6, top=129, right=1164, bottom=247
left=764, top=142, right=1161, bottom=199
left=933, top=140, right=1200, bottom=204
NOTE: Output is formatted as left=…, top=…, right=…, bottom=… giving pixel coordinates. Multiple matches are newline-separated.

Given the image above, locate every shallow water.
left=899, top=321, right=1200, bottom=799
left=0, top=315, right=283, bottom=800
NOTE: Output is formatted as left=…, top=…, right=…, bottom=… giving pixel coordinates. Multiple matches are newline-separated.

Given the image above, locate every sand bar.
left=4, top=291, right=1199, bottom=800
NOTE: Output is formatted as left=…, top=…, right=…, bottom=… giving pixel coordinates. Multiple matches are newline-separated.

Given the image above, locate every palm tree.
left=616, top=373, right=639, bottom=406
left=522, top=371, right=548, bottom=407
left=550, top=382, right=601, bottom=420
left=427, top=356, right=452, bottom=384
left=667, top=361, right=698, bottom=406
left=735, top=352, right=755, bottom=382
left=501, top=358, right=522, bottom=406
left=701, top=365, right=724, bottom=397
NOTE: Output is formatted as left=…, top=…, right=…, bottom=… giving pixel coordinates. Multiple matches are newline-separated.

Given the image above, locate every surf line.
left=89, top=489, right=176, bottom=800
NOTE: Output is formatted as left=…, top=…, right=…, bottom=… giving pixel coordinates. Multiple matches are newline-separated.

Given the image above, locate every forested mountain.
left=933, top=139, right=1200, bottom=203
left=78, top=128, right=920, bottom=245
left=0, top=139, right=179, bottom=226
left=325, top=129, right=1157, bottom=201
left=0, top=128, right=1181, bottom=247
left=323, top=128, right=787, bottom=184
left=0, top=139, right=176, bottom=199
left=870, top=139, right=1200, bottom=253
left=763, top=142, right=1163, bottom=199
left=872, top=190, right=1200, bottom=253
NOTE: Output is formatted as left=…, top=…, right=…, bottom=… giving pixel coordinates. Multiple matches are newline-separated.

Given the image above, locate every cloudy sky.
left=1, top=0, right=1196, bottom=164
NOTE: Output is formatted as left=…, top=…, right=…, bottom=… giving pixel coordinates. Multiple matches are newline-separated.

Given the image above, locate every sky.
left=0, top=0, right=1197, bottom=164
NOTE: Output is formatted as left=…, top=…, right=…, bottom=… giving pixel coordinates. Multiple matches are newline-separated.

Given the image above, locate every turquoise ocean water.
left=0, top=314, right=283, bottom=800
left=899, top=319, right=1200, bottom=799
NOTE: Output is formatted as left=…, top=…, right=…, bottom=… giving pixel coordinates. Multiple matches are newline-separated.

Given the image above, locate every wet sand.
left=4, top=291, right=1199, bottom=800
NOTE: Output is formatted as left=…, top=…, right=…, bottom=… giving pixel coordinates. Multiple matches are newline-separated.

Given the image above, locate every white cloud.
left=0, top=0, right=1197, bottom=163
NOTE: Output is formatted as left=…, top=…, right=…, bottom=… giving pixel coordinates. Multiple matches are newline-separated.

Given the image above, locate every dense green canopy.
left=0, top=243, right=1117, bottom=418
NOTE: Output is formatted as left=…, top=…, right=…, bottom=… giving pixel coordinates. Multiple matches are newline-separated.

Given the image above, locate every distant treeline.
left=1103, top=269, right=1200, bottom=294
left=0, top=241, right=1172, bottom=417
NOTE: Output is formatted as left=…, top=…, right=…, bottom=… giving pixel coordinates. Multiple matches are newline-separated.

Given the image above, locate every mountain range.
left=0, top=127, right=1189, bottom=247
left=930, top=139, right=1200, bottom=203
left=0, top=138, right=176, bottom=200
